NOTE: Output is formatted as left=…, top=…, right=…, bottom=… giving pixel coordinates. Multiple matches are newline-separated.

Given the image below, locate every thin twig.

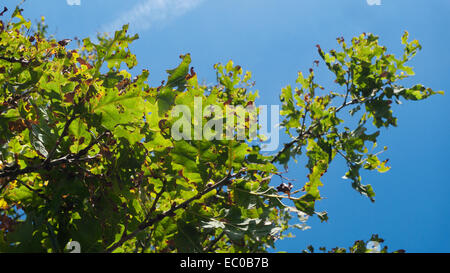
left=343, top=67, right=353, bottom=107
left=234, top=187, right=301, bottom=201
left=203, top=231, right=225, bottom=252
left=43, top=113, right=77, bottom=166
left=271, top=97, right=361, bottom=164
left=16, top=179, right=50, bottom=201
left=0, top=55, right=31, bottom=65
left=0, top=153, right=101, bottom=179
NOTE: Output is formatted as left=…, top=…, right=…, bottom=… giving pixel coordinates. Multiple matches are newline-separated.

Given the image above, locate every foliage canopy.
left=0, top=7, right=442, bottom=252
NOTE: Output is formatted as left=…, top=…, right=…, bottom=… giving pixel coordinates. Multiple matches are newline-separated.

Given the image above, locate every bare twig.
left=343, top=67, right=353, bottom=107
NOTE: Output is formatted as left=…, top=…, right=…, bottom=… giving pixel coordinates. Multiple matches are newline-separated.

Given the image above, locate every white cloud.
left=100, top=0, right=204, bottom=34
left=367, top=0, right=382, bottom=5
left=67, top=0, right=81, bottom=6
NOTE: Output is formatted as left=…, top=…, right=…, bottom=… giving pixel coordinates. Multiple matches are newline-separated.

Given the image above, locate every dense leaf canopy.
left=0, top=7, right=442, bottom=252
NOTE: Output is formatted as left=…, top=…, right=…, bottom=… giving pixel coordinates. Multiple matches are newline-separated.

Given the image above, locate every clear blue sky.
left=7, top=0, right=450, bottom=252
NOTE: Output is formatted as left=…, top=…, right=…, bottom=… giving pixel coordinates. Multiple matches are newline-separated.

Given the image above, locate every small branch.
left=0, top=56, right=31, bottom=65
left=270, top=137, right=300, bottom=164
left=105, top=169, right=246, bottom=253
left=271, top=96, right=362, bottom=165
left=1, top=88, right=37, bottom=113
left=0, top=153, right=101, bottom=179
left=16, top=180, right=50, bottom=201
left=234, top=187, right=301, bottom=201
left=43, top=114, right=77, bottom=166
left=0, top=180, right=9, bottom=194
left=274, top=172, right=296, bottom=182
left=74, top=131, right=108, bottom=160
left=334, top=98, right=360, bottom=113
left=0, top=129, right=108, bottom=182
left=148, top=181, right=165, bottom=216
left=0, top=153, right=100, bottom=198
left=203, top=231, right=225, bottom=253
left=342, top=67, right=353, bottom=107
left=335, top=148, right=353, bottom=167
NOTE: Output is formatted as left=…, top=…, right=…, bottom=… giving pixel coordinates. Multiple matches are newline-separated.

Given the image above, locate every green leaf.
left=29, top=122, right=57, bottom=157
left=92, top=89, right=145, bottom=130
left=172, top=140, right=198, bottom=173
left=174, top=221, right=203, bottom=252
left=166, top=54, right=191, bottom=90
left=69, top=118, right=92, bottom=153
left=6, top=185, right=33, bottom=203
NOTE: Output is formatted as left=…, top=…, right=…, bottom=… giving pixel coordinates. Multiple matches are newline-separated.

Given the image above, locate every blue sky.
left=7, top=0, right=450, bottom=252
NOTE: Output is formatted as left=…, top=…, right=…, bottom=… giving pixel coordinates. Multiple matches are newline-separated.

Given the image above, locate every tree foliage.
left=0, top=7, right=443, bottom=252
left=303, top=234, right=405, bottom=253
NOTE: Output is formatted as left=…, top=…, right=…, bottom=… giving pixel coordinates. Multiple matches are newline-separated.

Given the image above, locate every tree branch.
left=0, top=129, right=107, bottom=197
left=342, top=66, right=354, bottom=107
left=0, top=154, right=100, bottom=179
left=203, top=231, right=225, bottom=252
left=43, top=114, right=78, bottom=167
left=0, top=55, right=31, bottom=65
left=0, top=88, right=37, bottom=113
left=148, top=178, right=166, bottom=216
left=105, top=169, right=246, bottom=253
left=16, top=179, right=50, bottom=201
left=0, top=129, right=107, bottom=177
left=271, top=97, right=362, bottom=164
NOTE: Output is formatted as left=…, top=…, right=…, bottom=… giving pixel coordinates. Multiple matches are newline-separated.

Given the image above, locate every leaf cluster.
left=0, top=7, right=442, bottom=252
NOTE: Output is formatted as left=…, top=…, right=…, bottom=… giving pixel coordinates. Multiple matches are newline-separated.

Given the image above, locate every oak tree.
left=0, top=7, right=442, bottom=252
